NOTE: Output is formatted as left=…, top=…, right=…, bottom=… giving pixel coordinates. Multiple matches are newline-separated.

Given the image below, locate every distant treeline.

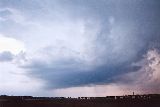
left=0, top=94, right=160, bottom=107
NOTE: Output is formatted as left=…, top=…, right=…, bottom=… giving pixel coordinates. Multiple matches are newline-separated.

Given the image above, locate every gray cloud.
left=1, top=0, right=160, bottom=92
left=24, top=64, right=116, bottom=89
left=0, top=51, right=14, bottom=62
left=115, top=49, right=160, bottom=94
left=23, top=46, right=141, bottom=89
left=22, top=0, right=160, bottom=89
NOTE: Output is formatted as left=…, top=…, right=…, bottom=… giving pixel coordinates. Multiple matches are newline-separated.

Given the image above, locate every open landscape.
left=1, top=94, right=160, bottom=107
left=0, top=0, right=160, bottom=107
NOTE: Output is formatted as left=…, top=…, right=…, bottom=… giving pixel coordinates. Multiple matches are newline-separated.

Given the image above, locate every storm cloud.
left=21, top=0, right=160, bottom=88
left=0, top=0, right=160, bottom=96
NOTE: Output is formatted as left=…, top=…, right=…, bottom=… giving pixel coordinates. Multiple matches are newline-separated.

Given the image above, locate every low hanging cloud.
left=0, top=51, right=14, bottom=62
left=20, top=0, right=160, bottom=91
left=119, top=49, right=160, bottom=93
left=52, top=49, right=160, bottom=97
left=0, top=0, right=160, bottom=96
left=142, top=51, right=160, bottom=92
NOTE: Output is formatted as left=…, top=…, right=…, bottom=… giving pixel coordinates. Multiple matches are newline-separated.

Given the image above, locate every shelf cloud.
left=0, top=0, right=160, bottom=96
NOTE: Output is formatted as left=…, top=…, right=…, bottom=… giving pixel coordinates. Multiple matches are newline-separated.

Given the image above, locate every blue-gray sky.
left=0, top=0, right=160, bottom=97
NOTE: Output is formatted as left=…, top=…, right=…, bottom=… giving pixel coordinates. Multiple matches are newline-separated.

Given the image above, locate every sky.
left=0, top=0, right=160, bottom=97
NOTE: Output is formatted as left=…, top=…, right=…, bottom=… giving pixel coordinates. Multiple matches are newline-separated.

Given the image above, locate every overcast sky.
left=0, top=0, right=160, bottom=97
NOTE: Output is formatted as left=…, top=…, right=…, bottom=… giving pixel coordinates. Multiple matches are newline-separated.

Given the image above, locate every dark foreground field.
left=0, top=94, right=160, bottom=107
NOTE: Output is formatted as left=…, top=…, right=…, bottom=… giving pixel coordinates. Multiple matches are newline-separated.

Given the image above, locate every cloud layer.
left=0, top=0, right=160, bottom=96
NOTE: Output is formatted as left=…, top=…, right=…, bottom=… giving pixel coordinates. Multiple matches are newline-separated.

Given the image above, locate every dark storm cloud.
left=21, top=0, right=160, bottom=89
left=0, top=51, right=14, bottom=62
left=24, top=58, right=140, bottom=89
left=56, top=0, right=160, bottom=62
